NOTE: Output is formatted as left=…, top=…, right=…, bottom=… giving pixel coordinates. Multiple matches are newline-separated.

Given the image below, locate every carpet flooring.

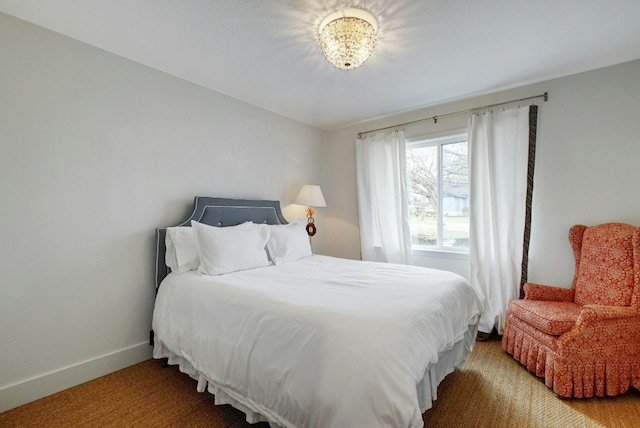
left=2, top=338, right=639, bottom=427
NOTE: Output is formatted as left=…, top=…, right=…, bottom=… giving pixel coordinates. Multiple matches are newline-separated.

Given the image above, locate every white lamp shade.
left=295, top=185, right=326, bottom=207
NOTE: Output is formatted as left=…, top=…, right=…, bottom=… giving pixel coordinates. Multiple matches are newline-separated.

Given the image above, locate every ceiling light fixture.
left=318, top=8, right=377, bottom=70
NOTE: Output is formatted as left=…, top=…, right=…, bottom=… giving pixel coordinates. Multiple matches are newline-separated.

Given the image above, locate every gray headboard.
left=155, top=197, right=288, bottom=288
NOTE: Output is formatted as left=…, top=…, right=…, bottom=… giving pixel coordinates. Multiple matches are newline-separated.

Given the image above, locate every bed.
left=152, top=197, right=482, bottom=428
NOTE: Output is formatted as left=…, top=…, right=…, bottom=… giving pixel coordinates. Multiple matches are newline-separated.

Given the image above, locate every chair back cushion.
left=574, top=223, right=637, bottom=307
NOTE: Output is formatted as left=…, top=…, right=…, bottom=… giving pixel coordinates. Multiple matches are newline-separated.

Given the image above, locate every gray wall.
left=324, top=60, right=640, bottom=284
left=0, top=13, right=325, bottom=410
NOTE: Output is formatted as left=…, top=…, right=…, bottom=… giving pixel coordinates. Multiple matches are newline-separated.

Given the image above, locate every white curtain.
left=356, top=130, right=413, bottom=265
left=469, top=106, right=531, bottom=334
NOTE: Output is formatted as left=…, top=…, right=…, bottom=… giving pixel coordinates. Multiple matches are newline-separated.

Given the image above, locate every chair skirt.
left=502, top=311, right=640, bottom=398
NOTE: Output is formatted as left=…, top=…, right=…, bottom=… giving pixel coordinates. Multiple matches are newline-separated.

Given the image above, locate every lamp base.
left=305, top=216, right=317, bottom=237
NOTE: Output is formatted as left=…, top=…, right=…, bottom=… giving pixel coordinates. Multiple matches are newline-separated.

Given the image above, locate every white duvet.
left=152, top=255, right=482, bottom=428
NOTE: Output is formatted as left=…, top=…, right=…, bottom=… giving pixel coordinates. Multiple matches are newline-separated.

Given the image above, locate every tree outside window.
left=407, top=133, right=469, bottom=251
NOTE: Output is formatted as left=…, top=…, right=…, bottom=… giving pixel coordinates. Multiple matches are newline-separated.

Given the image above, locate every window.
left=406, top=133, right=469, bottom=252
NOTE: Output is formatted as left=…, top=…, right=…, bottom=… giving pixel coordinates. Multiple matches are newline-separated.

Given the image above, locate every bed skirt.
left=154, top=321, right=478, bottom=427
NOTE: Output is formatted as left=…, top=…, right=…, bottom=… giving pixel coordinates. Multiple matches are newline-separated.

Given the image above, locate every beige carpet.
left=2, top=338, right=638, bottom=427
left=422, top=338, right=640, bottom=428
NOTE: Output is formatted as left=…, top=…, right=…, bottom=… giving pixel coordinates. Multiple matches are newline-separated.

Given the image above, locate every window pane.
left=441, top=142, right=469, bottom=249
left=407, top=145, right=438, bottom=247
left=407, top=135, right=469, bottom=252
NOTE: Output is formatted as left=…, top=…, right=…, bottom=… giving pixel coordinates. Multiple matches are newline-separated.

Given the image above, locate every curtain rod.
left=357, top=92, right=548, bottom=138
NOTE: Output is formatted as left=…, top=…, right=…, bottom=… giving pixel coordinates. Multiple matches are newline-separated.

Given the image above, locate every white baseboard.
left=0, top=342, right=153, bottom=412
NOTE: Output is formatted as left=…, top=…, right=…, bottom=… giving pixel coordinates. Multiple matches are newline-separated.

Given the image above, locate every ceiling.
left=1, top=0, right=639, bottom=130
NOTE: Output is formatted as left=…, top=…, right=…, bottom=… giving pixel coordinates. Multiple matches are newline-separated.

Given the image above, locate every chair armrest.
left=559, top=305, right=640, bottom=352
left=523, top=282, right=574, bottom=302
left=578, top=305, right=639, bottom=322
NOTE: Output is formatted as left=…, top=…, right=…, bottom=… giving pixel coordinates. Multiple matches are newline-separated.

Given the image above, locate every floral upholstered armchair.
left=502, top=223, right=640, bottom=398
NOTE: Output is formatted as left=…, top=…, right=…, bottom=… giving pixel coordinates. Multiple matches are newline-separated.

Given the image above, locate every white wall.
left=0, top=13, right=325, bottom=411
left=3, top=8, right=639, bottom=412
left=324, top=60, right=640, bottom=285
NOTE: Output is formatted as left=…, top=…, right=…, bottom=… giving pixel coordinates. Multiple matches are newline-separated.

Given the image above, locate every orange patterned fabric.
left=524, top=282, right=574, bottom=302
left=502, top=223, right=640, bottom=398
left=507, top=300, right=581, bottom=335
left=573, top=224, right=636, bottom=307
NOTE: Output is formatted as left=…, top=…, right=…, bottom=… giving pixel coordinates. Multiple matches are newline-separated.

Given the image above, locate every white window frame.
left=406, top=130, right=469, bottom=255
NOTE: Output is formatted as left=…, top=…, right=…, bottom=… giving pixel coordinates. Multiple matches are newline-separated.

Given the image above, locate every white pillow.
left=165, top=227, right=199, bottom=274
left=166, top=222, right=255, bottom=274
left=266, top=219, right=312, bottom=265
left=192, top=220, right=271, bottom=276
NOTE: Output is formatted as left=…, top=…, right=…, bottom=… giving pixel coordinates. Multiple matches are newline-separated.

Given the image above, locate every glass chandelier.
left=318, top=8, right=378, bottom=70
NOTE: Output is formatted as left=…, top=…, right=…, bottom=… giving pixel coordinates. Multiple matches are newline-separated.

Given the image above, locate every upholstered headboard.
left=155, top=197, right=288, bottom=287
